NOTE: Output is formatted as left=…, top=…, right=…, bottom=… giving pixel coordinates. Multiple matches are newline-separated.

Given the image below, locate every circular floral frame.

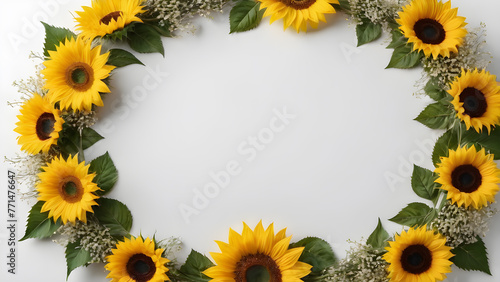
left=10, top=0, right=500, bottom=281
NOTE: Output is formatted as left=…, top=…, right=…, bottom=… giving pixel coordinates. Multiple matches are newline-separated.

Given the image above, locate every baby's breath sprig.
left=431, top=201, right=497, bottom=248
left=54, top=218, right=118, bottom=264
left=327, top=240, right=389, bottom=282
left=5, top=152, right=55, bottom=199
left=62, top=110, right=98, bottom=132
left=348, top=0, right=406, bottom=29
left=144, top=0, right=229, bottom=33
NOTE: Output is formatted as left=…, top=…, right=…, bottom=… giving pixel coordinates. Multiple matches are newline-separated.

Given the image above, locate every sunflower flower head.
left=42, top=36, right=115, bottom=112
left=203, top=221, right=312, bottom=281
left=435, top=145, right=500, bottom=209
left=14, top=93, right=64, bottom=155
left=37, top=155, right=100, bottom=224
left=105, top=236, right=170, bottom=282
left=75, top=0, right=146, bottom=40
left=258, top=0, right=339, bottom=33
left=397, top=0, right=467, bottom=59
left=448, top=68, right=500, bottom=133
left=383, top=225, right=453, bottom=282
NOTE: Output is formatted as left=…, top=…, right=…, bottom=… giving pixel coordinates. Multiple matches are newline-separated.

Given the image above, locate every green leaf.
left=82, top=127, right=104, bottom=150
left=127, top=23, right=165, bottom=56
left=332, top=0, right=351, bottom=11
left=424, top=78, right=450, bottom=101
left=89, top=152, right=118, bottom=195
left=433, top=123, right=500, bottom=165
left=356, top=21, right=382, bottom=46
left=107, top=48, right=144, bottom=68
left=411, top=165, right=439, bottom=204
left=57, top=125, right=103, bottom=158
left=389, top=202, right=437, bottom=227
left=451, top=237, right=491, bottom=275
left=462, top=127, right=500, bottom=159
left=432, top=127, right=460, bottom=166
left=146, top=22, right=172, bottom=37
left=93, top=198, right=132, bottom=238
left=415, top=102, right=454, bottom=129
left=42, top=22, right=76, bottom=58
left=387, top=28, right=407, bottom=49
left=386, top=44, right=423, bottom=69
left=57, top=124, right=80, bottom=157
left=103, top=22, right=136, bottom=41
left=367, top=218, right=389, bottom=249
left=178, top=250, right=214, bottom=282
left=289, top=237, right=336, bottom=275
left=65, top=240, right=92, bottom=278
left=229, top=0, right=264, bottom=33
left=21, top=201, right=61, bottom=241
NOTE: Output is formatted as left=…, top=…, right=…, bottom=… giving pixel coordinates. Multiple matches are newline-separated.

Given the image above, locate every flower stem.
left=77, top=128, right=85, bottom=162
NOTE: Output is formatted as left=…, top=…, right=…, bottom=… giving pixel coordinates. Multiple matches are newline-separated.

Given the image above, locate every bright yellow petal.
left=204, top=222, right=312, bottom=281
left=258, top=0, right=337, bottom=32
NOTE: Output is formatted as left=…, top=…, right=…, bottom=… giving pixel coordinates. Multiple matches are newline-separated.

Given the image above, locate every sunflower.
left=258, top=0, right=338, bottom=33
left=396, top=0, right=467, bottom=59
left=105, top=236, right=170, bottom=282
left=14, top=93, right=64, bottom=155
left=42, top=36, right=115, bottom=112
left=75, top=0, right=146, bottom=40
left=36, top=155, right=100, bottom=224
left=448, top=68, right=500, bottom=133
left=203, top=221, right=312, bottom=281
left=383, top=225, right=453, bottom=282
left=435, top=145, right=500, bottom=209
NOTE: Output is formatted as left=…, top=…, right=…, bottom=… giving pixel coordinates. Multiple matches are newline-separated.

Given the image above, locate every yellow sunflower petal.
left=396, top=0, right=467, bottom=59
left=105, top=236, right=170, bottom=282
left=204, top=221, right=312, bottom=281
left=383, top=225, right=453, bottom=282
left=258, top=0, right=338, bottom=32
left=75, top=0, right=146, bottom=40
left=435, top=145, right=500, bottom=209
left=42, top=36, right=115, bottom=112
left=36, top=154, right=100, bottom=224
left=14, top=93, right=64, bottom=154
left=448, top=68, right=500, bottom=133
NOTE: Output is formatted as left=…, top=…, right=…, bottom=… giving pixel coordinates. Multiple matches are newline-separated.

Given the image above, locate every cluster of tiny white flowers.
left=54, top=219, right=117, bottom=264
left=4, top=153, right=54, bottom=199
left=157, top=236, right=183, bottom=266
left=327, top=240, right=389, bottom=282
left=422, top=24, right=491, bottom=89
left=145, top=0, right=228, bottom=33
left=12, top=55, right=46, bottom=98
left=63, top=110, right=98, bottom=131
left=431, top=201, right=497, bottom=248
left=349, top=0, right=405, bottom=28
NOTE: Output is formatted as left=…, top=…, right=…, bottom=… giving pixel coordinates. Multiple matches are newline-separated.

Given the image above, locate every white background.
left=1, top=0, right=500, bottom=281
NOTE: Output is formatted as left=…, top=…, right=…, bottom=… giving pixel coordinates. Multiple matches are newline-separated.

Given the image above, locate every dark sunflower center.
left=246, top=265, right=271, bottom=282
left=413, top=18, right=446, bottom=45
left=63, top=182, right=78, bottom=196
left=100, top=11, right=123, bottom=25
left=59, top=176, right=84, bottom=203
left=126, top=253, right=156, bottom=282
left=35, top=112, right=56, bottom=141
left=71, top=68, right=87, bottom=84
left=451, top=164, right=482, bottom=193
left=234, top=253, right=282, bottom=282
left=278, top=0, right=316, bottom=10
left=400, top=244, right=432, bottom=274
left=65, top=62, right=94, bottom=92
left=459, top=87, right=487, bottom=118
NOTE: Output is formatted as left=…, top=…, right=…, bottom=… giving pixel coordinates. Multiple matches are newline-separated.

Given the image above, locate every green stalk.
left=77, top=128, right=85, bottom=163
